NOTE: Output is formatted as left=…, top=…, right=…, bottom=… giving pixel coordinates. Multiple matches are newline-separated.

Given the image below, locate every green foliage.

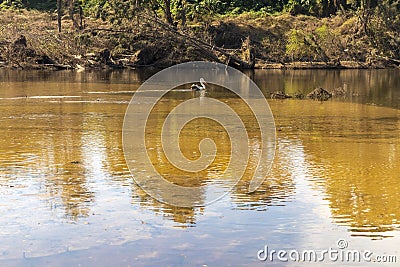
left=0, top=0, right=55, bottom=10
left=366, top=0, right=400, bottom=58
left=314, top=24, right=328, bottom=38
left=0, top=0, right=24, bottom=10
left=314, top=24, right=341, bottom=60
left=284, top=0, right=310, bottom=15
left=25, top=0, right=55, bottom=10
left=81, top=0, right=108, bottom=18
left=106, top=0, right=136, bottom=24
left=186, top=0, right=224, bottom=21
left=223, top=0, right=282, bottom=13
left=285, top=29, right=309, bottom=60
left=2, top=0, right=398, bottom=20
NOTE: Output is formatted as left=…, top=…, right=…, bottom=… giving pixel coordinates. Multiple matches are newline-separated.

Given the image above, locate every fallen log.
left=43, top=63, right=73, bottom=70
left=141, top=13, right=255, bottom=68
left=270, top=91, right=292, bottom=99
left=375, top=55, right=400, bottom=65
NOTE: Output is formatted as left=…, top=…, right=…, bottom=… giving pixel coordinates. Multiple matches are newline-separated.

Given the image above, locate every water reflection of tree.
left=102, top=117, right=204, bottom=226
left=230, top=150, right=296, bottom=211
left=42, top=110, right=95, bottom=220
left=304, top=140, right=400, bottom=236
left=131, top=188, right=202, bottom=226
left=0, top=68, right=153, bottom=85
left=277, top=100, right=400, bottom=237
left=133, top=93, right=295, bottom=221
left=46, top=172, right=94, bottom=220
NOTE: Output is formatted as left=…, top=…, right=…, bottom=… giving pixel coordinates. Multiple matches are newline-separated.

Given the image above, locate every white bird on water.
left=191, top=78, right=207, bottom=91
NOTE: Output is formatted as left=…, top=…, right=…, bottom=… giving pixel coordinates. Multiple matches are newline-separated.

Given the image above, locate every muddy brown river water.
left=0, top=69, right=399, bottom=266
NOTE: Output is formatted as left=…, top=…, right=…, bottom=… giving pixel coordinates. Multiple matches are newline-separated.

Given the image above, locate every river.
left=0, top=68, right=399, bottom=266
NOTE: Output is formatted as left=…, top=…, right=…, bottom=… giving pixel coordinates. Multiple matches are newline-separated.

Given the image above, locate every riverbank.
left=0, top=9, right=399, bottom=70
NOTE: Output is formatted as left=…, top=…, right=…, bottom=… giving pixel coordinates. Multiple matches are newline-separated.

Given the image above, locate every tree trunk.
left=57, top=0, right=62, bottom=33
left=334, top=0, right=347, bottom=12
left=163, top=0, right=174, bottom=25
left=179, top=0, right=186, bottom=27
left=78, top=5, right=83, bottom=29
left=321, top=0, right=336, bottom=16
left=69, top=0, right=80, bottom=29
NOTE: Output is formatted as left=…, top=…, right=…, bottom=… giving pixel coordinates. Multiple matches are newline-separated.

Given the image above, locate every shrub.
left=285, top=29, right=309, bottom=60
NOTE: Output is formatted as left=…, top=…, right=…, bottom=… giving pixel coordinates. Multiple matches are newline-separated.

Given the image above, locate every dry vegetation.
left=0, top=8, right=398, bottom=70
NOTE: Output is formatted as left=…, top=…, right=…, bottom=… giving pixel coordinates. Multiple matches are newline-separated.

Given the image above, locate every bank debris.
left=6, top=35, right=72, bottom=70
left=270, top=91, right=292, bottom=99
left=307, top=87, right=333, bottom=101
left=0, top=9, right=399, bottom=70
left=270, top=86, right=348, bottom=101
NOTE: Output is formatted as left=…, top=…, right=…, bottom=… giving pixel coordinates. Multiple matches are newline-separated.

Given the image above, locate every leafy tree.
left=0, top=0, right=24, bottom=9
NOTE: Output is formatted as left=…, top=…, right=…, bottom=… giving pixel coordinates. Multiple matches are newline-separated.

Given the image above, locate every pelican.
left=191, top=78, right=207, bottom=91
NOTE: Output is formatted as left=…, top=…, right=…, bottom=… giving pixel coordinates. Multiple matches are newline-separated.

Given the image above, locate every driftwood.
left=307, top=87, right=332, bottom=101
left=86, top=12, right=255, bottom=68
left=140, top=13, right=255, bottom=68
left=376, top=55, right=400, bottom=65
left=89, top=28, right=133, bottom=34
left=330, top=86, right=346, bottom=96
left=43, top=63, right=73, bottom=70
left=270, top=91, right=292, bottom=99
